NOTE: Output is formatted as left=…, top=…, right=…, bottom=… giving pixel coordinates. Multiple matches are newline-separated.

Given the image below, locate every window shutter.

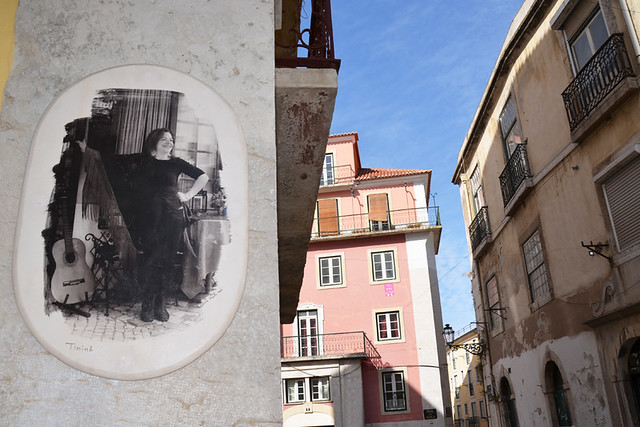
left=603, top=155, right=640, bottom=251
left=317, top=199, right=339, bottom=236
left=368, top=193, right=389, bottom=221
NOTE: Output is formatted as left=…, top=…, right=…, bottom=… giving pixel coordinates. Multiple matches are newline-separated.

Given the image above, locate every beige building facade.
left=453, top=0, right=640, bottom=426
left=446, top=325, right=489, bottom=427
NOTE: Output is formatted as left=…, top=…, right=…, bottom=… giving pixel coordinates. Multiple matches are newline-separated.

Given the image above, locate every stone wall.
left=0, top=1, right=282, bottom=425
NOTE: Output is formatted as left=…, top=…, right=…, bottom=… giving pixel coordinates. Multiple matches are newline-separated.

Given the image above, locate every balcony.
left=281, top=331, right=382, bottom=368
left=312, top=206, right=441, bottom=238
left=499, top=143, right=533, bottom=216
left=319, top=164, right=355, bottom=188
left=562, top=33, right=638, bottom=142
left=275, top=0, right=341, bottom=71
left=469, top=207, right=491, bottom=256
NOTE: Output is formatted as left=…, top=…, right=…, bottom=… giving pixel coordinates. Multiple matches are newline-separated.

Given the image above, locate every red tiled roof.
left=356, top=168, right=430, bottom=181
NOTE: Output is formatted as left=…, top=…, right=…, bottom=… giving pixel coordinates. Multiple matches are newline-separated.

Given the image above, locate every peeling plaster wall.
left=0, top=1, right=282, bottom=425
left=493, top=331, right=611, bottom=427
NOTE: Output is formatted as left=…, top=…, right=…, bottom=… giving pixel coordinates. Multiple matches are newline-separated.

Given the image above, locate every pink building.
left=280, top=132, right=452, bottom=427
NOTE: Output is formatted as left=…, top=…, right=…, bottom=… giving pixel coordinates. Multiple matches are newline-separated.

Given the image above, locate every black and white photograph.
left=13, top=65, right=248, bottom=380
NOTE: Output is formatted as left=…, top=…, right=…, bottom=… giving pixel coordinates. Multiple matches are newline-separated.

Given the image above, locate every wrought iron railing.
left=469, top=207, right=491, bottom=252
left=312, top=206, right=441, bottom=238
left=468, top=417, right=480, bottom=427
left=562, top=33, right=634, bottom=131
left=499, top=144, right=532, bottom=206
left=275, top=0, right=341, bottom=71
left=281, top=331, right=381, bottom=367
left=320, top=164, right=355, bottom=186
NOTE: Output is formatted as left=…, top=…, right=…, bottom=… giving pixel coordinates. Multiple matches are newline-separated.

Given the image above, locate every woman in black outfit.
left=135, top=128, right=209, bottom=322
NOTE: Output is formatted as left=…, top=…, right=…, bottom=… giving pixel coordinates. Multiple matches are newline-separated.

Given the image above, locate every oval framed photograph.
left=13, top=64, right=248, bottom=380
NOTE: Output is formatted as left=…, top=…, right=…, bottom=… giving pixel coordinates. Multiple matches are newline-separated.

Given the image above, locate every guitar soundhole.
left=65, top=253, right=76, bottom=264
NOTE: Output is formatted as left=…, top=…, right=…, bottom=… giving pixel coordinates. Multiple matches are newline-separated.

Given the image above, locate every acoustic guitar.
left=50, top=129, right=96, bottom=305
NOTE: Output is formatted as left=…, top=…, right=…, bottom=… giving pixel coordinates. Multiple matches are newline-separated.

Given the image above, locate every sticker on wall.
left=13, top=64, right=248, bottom=380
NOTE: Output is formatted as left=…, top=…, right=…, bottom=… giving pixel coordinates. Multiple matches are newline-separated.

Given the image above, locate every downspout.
left=619, top=0, right=640, bottom=62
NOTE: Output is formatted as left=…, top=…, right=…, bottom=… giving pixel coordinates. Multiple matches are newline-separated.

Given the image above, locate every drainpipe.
left=619, top=0, right=640, bottom=62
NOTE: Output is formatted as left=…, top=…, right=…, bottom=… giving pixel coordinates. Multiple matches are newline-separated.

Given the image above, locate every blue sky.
left=328, top=1, right=524, bottom=333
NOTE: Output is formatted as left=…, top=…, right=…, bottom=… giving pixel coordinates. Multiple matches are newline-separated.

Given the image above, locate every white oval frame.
left=13, top=64, right=248, bottom=380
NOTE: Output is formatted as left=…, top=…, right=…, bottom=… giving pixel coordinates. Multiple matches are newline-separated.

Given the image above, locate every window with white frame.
left=319, top=255, right=343, bottom=286
left=569, top=5, right=608, bottom=71
left=499, top=96, right=523, bottom=158
left=320, top=153, right=334, bottom=186
left=371, top=250, right=396, bottom=281
left=284, top=377, right=331, bottom=404
left=468, top=370, right=475, bottom=397
left=382, top=371, right=407, bottom=412
left=523, top=229, right=551, bottom=303
left=471, top=401, right=478, bottom=418
left=311, top=377, right=330, bottom=401
left=376, top=311, right=402, bottom=341
left=469, top=166, right=485, bottom=217
left=602, top=155, right=640, bottom=252
left=480, top=400, right=486, bottom=418
left=285, top=378, right=306, bottom=403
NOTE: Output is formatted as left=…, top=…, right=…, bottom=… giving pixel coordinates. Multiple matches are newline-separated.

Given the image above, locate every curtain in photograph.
left=115, top=89, right=176, bottom=154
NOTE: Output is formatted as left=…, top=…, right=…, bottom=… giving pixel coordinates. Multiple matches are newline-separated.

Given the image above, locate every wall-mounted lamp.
left=581, top=241, right=611, bottom=261
left=443, top=323, right=485, bottom=355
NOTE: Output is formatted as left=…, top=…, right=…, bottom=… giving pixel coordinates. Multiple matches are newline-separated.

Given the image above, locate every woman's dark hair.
left=142, top=128, right=174, bottom=157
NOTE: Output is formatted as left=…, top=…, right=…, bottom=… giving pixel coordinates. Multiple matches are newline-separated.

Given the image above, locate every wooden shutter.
left=602, top=155, right=640, bottom=251
left=317, top=199, right=339, bottom=236
left=368, top=193, right=389, bottom=222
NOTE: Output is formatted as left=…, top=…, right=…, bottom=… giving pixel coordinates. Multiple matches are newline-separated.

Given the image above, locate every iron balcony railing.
left=469, top=207, right=491, bottom=252
left=320, top=164, right=355, bottom=186
left=281, top=331, right=382, bottom=367
left=312, top=206, right=441, bottom=238
left=499, top=143, right=532, bottom=206
left=562, top=33, right=635, bottom=131
left=275, top=0, right=341, bottom=71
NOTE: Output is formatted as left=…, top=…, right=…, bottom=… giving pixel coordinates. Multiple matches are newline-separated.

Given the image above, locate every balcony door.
left=320, top=153, right=334, bottom=185
left=317, top=198, right=339, bottom=236
left=368, top=193, right=390, bottom=231
left=298, top=309, right=319, bottom=356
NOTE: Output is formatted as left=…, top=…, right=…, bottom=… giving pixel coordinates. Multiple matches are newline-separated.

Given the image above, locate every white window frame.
left=311, top=377, right=331, bottom=402
left=285, top=378, right=306, bottom=404
left=369, top=248, right=399, bottom=283
left=320, top=153, right=335, bottom=186
left=376, top=311, right=402, bottom=341
left=380, top=368, right=410, bottom=414
left=293, top=303, right=325, bottom=356
left=569, top=6, right=609, bottom=72
left=317, top=253, right=346, bottom=288
left=373, top=308, right=405, bottom=345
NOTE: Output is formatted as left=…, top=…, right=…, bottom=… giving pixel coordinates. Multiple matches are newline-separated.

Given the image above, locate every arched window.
left=500, top=377, right=518, bottom=427
left=545, top=362, right=573, bottom=426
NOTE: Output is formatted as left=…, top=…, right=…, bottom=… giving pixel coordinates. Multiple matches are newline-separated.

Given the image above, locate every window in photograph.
left=469, top=166, right=485, bottom=217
